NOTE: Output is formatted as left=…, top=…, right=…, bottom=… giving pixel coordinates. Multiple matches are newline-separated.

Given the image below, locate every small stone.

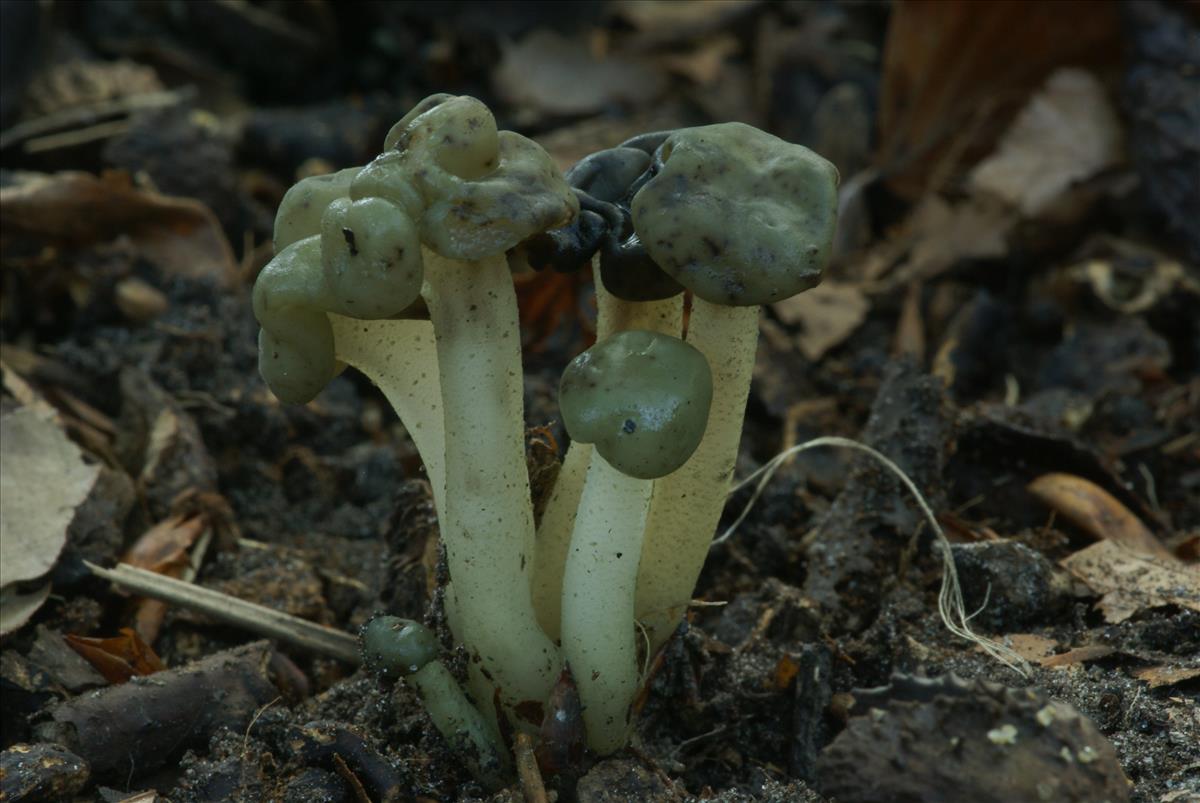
left=115, top=277, right=169, bottom=322
left=987, top=724, right=1019, bottom=745
left=0, top=743, right=90, bottom=801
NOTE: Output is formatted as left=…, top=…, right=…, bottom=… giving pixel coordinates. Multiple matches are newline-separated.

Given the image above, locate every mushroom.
left=253, top=94, right=578, bottom=721
left=360, top=616, right=509, bottom=789
left=528, top=135, right=687, bottom=641
left=627, top=122, right=839, bottom=652
left=556, top=329, right=712, bottom=752
left=273, top=166, right=362, bottom=251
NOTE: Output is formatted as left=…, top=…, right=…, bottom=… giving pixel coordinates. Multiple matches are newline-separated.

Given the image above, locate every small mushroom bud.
left=559, top=329, right=712, bottom=480
left=359, top=615, right=510, bottom=788
left=360, top=615, right=438, bottom=678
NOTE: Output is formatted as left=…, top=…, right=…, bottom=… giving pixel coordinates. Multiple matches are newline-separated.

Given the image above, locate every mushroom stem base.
left=560, top=452, right=653, bottom=754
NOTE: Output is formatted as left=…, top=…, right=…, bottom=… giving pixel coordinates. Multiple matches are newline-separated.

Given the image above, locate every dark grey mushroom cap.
left=559, top=329, right=712, bottom=480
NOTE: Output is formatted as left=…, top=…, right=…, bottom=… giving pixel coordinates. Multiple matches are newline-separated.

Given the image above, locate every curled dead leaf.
left=1060, top=540, right=1200, bottom=624
left=0, top=170, right=235, bottom=286
left=0, top=407, right=100, bottom=588
left=1028, top=473, right=1173, bottom=561
left=878, top=0, right=1120, bottom=199
left=64, top=627, right=166, bottom=684
left=772, top=282, right=870, bottom=361
left=968, top=68, right=1123, bottom=217
left=1039, top=644, right=1116, bottom=668
left=1131, top=665, right=1200, bottom=689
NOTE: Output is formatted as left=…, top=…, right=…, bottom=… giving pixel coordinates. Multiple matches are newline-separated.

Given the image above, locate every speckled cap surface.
left=367, top=95, right=578, bottom=261
left=631, top=123, right=839, bottom=306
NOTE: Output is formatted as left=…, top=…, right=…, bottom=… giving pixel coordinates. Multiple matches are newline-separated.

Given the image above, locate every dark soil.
left=2, top=3, right=1197, bottom=803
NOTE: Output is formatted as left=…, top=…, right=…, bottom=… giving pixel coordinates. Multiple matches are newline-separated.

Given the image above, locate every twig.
left=84, top=561, right=360, bottom=664
left=514, top=732, right=549, bottom=803
left=715, top=436, right=1030, bottom=676
left=0, top=89, right=185, bottom=150
left=333, top=753, right=374, bottom=803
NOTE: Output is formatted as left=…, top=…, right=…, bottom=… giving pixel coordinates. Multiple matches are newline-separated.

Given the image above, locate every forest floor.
left=1, top=2, right=1197, bottom=802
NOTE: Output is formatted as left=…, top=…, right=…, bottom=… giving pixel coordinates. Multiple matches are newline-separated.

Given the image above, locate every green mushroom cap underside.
left=560, top=330, right=713, bottom=480
left=274, top=167, right=362, bottom=252
left=631, top=122, right=839, bottom=307
left=360, top=615, right=439, bottom=678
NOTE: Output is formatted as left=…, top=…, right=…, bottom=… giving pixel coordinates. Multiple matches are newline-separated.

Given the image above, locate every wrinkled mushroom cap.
left=319, top=196, right=424, bottom=318
left=360, top=615, right=439, bottom=678
left=370, top=95, right=578, bottom=262
left=631, top=123, right=839, bottom=306
left=274, top=167, right=362, bottom=251
left=560, top=330, right=712, bottom=480
left=253, top=236, right=336, bottom=404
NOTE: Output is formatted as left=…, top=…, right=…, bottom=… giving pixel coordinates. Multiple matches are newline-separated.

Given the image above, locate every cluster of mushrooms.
left=254, top=94, right=838, bottom=780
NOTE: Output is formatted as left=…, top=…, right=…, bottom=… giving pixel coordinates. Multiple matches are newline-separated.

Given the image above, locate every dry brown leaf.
left=0, top=170, right=236, bottom=286
left=1028, top=473, right=1174, bottom=561
left=998, top=633, right=1059, bottom=663
left=121, top=514, right=207, bottom=643
left=861, top=195, right=1014, bottom=287
left=1039, top=644, right=1117, bottom=668
left=122, top=515, right=206, bottom=575
left=772, top=281, right=870, bottom=361
left=892, top=281, right=926, bottom=360
left=0, top=583, right=52, bottom=637
left=969, top=69, right=1123, bottom=217
left=1061, top=540, right=1200, bottom=624
left=1131, top=665, right=1200, bottom=689
left=1, top=363, right=61, bottom=423
left=771, top=653, right=802, bottom=690
left=614, top=0, right=756, bottom=32
left=0, top=408, right=100, bottom=588
left=64, top=627, right=167, bottom=684
left=496, top=30, right=667, bottom=118
left=878, top=0, right=1120, bottom=199
left=898, top=196, right=1013, bottom=284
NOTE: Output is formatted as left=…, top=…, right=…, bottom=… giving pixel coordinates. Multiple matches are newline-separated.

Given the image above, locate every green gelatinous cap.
left=274, top=167, right=362, bottom=251
left=360, top=615, right=439, bottom=679
left=631, top=123, right=839, bottom=306
left=377, top=94, right=579, bottom=261
left=319, top=196, right=424, bottom=318
left=253, top=236, right=336, bottom=404
left=559, top=330, right=713, bottom=480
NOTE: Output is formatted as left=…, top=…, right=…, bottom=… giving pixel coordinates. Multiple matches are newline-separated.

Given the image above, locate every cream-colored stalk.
left=559, top=453, right=652, bottom=753
left=531, top=260, right=681, bottom=641
left=557, top=327, right=711, bottom=755
left=329, top=316, right=445, bottom=513
left=421, top=249, right=559, bottom=713
left=634, top=301, right=759, bottom=653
